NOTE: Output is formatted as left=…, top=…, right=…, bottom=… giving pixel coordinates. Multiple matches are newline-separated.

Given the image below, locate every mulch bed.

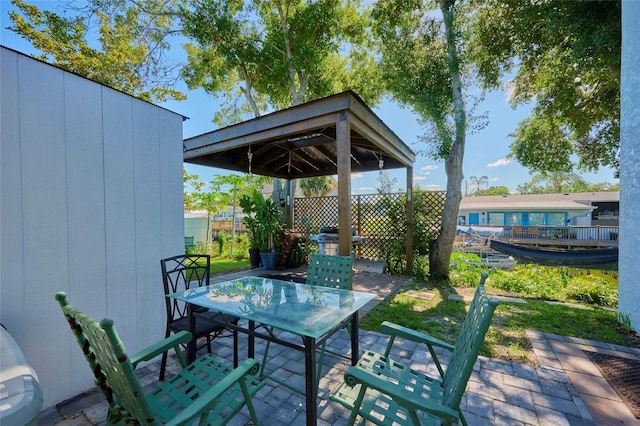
left=585, top=351, right=640, bottom=418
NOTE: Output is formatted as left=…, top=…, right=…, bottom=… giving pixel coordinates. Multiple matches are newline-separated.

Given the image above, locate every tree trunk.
left=429, top=0, right=466, bottom=283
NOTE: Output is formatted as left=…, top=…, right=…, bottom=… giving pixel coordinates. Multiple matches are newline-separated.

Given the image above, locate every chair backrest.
left=441, top=273, right=499, bottom=410
left=306, top=251, right=355, bottom=290
left=55, top=292, right=156, bottom=425
left=161, top=254, right=211, bottom=322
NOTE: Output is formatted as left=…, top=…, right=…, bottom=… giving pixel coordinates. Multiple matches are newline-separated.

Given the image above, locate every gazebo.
left=183, top=90, right=416, bottom=273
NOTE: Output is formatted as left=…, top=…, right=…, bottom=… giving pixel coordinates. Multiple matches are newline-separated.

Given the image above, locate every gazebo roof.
left=183, top=90, right=415, bottom=179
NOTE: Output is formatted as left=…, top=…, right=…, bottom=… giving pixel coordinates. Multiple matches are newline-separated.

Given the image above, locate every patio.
left=40, top=268, right=639, bottom=426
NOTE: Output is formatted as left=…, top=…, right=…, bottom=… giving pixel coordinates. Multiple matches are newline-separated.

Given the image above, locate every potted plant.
left=255, top=196, right=284, bottom=270
left=240, top=189, right=263, bottom=268
left=240, top=188, right=284, bottom=270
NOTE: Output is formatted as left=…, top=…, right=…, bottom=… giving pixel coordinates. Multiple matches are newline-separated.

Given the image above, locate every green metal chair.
left=331, top=273, right=499, bottom=426
left=306, top=251, right=355, bottom=290
left=55, top=292, right=263, bottom=425
left=306, top=251, right=355, bottom=385
left=258, top=251, right=355, bottom=391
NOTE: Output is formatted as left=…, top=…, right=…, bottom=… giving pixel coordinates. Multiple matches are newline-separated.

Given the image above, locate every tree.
left=299, top=176, right=337, bottom=197
left=476, top=185, right=510, bottom=196
left=181, top=0, right=381, bottom=120
left=468, top=175, right=488, bottom=194
left=516, top=173, right=619, bottom=195
left=208, top=174, right=270, bottom=254
left=180, top=0, right=383, bottom=207
left=185, top=173, right=270, bottom=252
left=372, top=0, right=470, bottom=282
left=465, top=0, right=621, bottom=175
left=184, top=168, right=205, bottom=211
left=8, top=0, right=186, bottom=102
left=530, top=172, right=581, bottom=194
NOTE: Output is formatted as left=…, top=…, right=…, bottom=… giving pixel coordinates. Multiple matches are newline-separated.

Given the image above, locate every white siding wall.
left=620, top=2, right=640, bottom=333
left=0, top=48, right=184, bottom=407
left=185, top=216, right=209, bottom=245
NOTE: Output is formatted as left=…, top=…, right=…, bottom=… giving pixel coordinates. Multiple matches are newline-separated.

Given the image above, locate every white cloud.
left=351, top=172, right=363, bottom=179
left=487, top=158, right=512, bottom=168
left=358, top=186, right=374, bottom=192
left=413, top=175, right=427, bottom=181
left=421, top=165, right=438, bottom=172
left=489, top=177, right=499, bottom=182
left=425, top=184, right=441, bottom=191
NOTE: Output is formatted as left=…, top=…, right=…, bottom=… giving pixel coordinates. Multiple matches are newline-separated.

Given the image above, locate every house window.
left=547, top=213, right=566, bottom=226
left=488, top=213, right=504, bottom=226
left=457, top=216, right=466, bottom=225
left=528, top=213, right=545, bottom=226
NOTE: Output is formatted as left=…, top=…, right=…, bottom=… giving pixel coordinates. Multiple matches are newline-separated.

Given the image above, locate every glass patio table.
left=166, top=275, right=375, bottom=426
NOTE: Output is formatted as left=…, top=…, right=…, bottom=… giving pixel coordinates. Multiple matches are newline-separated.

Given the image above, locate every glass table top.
left=166, top=276, right=375, bottom=338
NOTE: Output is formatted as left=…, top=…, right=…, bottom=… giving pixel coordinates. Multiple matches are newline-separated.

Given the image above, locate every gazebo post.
left=285, top=179, right=294, bottom=228
left=337, top=113, right=352, bottom=256
left=406, top=166, right=414, bottom=275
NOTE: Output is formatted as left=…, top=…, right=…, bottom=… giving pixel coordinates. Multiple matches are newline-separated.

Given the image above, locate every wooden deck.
left=498, top=225, right=619, bottom=249
left=457, top=225, right=619, bottom=250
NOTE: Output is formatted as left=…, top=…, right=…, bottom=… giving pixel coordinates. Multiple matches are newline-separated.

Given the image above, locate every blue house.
left=458, top=192, right=619, bottom=227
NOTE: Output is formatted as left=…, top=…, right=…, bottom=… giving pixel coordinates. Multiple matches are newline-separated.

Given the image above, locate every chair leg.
left=259, top=340, right=272, bottom=379
left=240, top=376, right=261, bottom=426
left=159, top=350, right=168, bottom=381
left=159, top=328, right=171, bottom=381
left=258, top=326, right=278, bottom=379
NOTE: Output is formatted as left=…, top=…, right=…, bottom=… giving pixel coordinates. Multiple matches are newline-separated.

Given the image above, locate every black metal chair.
left=160, top=254, right=239, bottom=380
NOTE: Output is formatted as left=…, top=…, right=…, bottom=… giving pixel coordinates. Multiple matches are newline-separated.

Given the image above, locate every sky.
left=0, top=1, right=618, bottom=194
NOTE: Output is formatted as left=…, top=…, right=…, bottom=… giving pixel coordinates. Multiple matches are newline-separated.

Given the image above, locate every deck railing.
left=500, top=225, right=619, bottom=247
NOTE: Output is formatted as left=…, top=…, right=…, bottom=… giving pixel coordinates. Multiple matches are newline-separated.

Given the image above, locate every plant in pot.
left=255, top=195, right=284, bottom=270
left=239, top=189, right=263, bottom=268
left=240, top=188, right=284, bottom=270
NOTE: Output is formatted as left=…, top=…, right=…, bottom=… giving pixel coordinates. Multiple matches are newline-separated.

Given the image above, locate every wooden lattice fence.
left=293, top=191, right=446, bottom=267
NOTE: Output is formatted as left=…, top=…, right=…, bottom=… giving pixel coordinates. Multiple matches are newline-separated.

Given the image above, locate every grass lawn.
left=361, top=276, right=640, bottom=366
left=209, top=257, right=251, bottom=274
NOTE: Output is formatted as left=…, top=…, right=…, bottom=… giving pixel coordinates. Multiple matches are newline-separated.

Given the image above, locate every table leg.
left=304, top=335, right=317, bottom=426
left=187, top=303, right=196, bottom=364
left=350, top=312, right=359, bottom=366
left=248, top=320, right=255, bottom=359
left=233, top=329, right=238, bottom=368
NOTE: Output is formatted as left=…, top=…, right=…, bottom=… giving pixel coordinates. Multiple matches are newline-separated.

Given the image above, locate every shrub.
left=565, top=275, right=618, bottom=307
left=450, top=268, right=485, bottom=288
left=413, top=254, right=428, bottom=282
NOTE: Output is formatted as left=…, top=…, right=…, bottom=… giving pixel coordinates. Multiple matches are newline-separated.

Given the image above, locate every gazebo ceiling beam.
left=184, top=114, right=340, bottom=160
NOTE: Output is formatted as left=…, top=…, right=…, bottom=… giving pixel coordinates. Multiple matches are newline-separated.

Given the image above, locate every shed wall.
left=0, top=48, right=184, bottom=407
left=620, top=1, right=640, bottom=333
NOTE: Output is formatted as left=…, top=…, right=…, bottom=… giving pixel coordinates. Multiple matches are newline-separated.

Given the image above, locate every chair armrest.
left=130, top=331, right=192, bottom=368
left=344, top=365, right=459, bottom=424
left=380, top=321, right=455, bottom=351
left=164, top=358, right=260, bottom=426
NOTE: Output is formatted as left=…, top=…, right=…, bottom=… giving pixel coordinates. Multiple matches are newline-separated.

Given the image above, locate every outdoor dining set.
left=55, top=252, right=499, bottom=426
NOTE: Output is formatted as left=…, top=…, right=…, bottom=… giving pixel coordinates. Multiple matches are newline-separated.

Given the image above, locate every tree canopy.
left=180, top=0, right=382, bottom=126
left=371, top=0, right=468, bottom=281
left=9, top=0, right=186, bottom=102
left=516, top=172, right=619, bottom=195
left=465, top=0, right=620, bottom=175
